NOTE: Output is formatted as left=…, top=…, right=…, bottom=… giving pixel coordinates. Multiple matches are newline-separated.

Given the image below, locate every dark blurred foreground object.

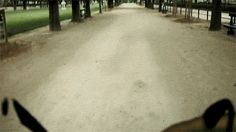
left=13, top=99, right=47, bottom=132
left=163, top=99, right=235, bottom=132
left=1, top=97, right=8, bottom=116
left=203, top=99, right=235, bottom=131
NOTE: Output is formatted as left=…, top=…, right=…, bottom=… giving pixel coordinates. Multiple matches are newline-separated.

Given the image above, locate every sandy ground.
left=0, top=3, right=236, bottom=132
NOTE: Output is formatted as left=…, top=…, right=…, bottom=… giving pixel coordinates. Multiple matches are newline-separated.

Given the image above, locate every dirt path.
left=0, top=3, right=236, bottom=132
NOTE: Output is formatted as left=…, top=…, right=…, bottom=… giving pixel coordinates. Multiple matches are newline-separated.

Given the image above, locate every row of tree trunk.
left=153, top=0, right=222, bottom=31
left=49, top=0, right=87, bottom=31
left=49, top=0, right=122, bottom=31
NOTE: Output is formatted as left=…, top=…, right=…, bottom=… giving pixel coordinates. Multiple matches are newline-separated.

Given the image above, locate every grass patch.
left=6, top=4, right=100, bottom=36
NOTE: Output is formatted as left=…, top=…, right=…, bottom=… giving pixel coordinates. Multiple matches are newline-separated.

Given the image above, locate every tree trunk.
left=148, top=0, right=153, bottom=9
left=146, top=0, right=150, bottom=8
left=13, top=0, right=17, bottom=10
left=173, top=0, right=177, bottom=15
left=185, top=0, right=192, bottom=22
left=115, top=0, right=119, bottom=6
left=99, top=0, right=102, bottom=13
left=151, top=0, right=154, bottom=9
left=49, top=0, right=61, bottom=31
left=159, top=0, right=163, bottom=12
left=209, top=0, right=221, bottom=31
left=85, top=0, right=91, bottom=17
left=39, top=0, right=42, bottom=8
left=33, top=0, right=36, bottom=7
left=109, top=0, right=113, bottom=8
left=23, top=0, right=27, bottom=10
left=108, top=0, right=113, bottom=8
left=72, top=0, right=81, bottom=22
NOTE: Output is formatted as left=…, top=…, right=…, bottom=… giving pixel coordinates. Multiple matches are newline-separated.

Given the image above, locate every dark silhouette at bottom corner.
left=12, top=99, right=47, bottom=132
left=163, top=98, right=235, bottom=132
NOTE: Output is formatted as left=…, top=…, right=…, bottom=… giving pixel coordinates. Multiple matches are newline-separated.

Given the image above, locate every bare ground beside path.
left=0, top=3, right=236, bottom=132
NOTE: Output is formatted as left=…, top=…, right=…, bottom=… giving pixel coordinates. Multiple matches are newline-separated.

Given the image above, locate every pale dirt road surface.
left=0, top=3, right=236, bottom=132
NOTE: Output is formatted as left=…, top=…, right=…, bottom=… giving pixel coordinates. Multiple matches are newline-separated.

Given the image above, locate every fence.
left=160, top=4, right=235, bottom=23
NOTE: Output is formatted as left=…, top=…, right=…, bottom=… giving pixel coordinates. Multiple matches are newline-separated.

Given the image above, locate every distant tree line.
left=0, top=0, right=49, bottom=10
left=0, top=0, right=76, bottom=10
left=49, top=0, right=121, bottom=31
